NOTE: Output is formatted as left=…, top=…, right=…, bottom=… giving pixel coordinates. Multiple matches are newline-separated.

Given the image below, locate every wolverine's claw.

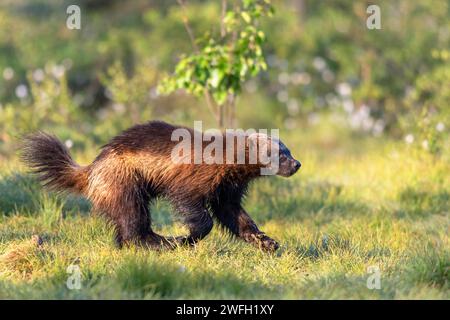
left=245, top=232, right=279, bottom=252
left=260, top=235, right=279, bottom=252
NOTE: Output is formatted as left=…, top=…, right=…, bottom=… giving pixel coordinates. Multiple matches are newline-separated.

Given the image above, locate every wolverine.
left=21, top=121, right=301, bottom=252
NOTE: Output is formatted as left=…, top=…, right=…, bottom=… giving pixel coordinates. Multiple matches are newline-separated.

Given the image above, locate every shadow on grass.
left=395, top=187, right=449, bottom=219
left=248, top=179, right=370, bottom=223
left=0, top=229, right=62, bottom=244
left=115, top=257, right=276, bottom=299
left=292, top=234, right=391, bottom=261
left=293, top=273, right=395, bottom=299
left=0, top=172, right=90, bottom=217
left=0, top=256, right=277, bottom=299
left=294, top=234, right=352, bottom=260
left=0, top=173, right=40, bottom=215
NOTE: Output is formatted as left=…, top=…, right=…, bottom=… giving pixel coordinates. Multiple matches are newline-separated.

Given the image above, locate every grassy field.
left=0, top=122, right=448, bottom=299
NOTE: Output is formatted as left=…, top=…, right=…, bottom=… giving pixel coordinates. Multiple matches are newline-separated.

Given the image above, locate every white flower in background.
left=313, top=57, right=326, bottom=71
left=372, top=119, right=385, bottom=136
left=360, top=104, right=370, bottom=117
left=405, top=134, right=414, bottom=144
left=342, top=99, right=354, bottom=113
left=321, top=69, right=335, bottom=83
left=287, top=99, right=299, bottom=115
left=149, top=87, right=159, bottom=100
left=308, top=113, right=320, bottom=125
left=51, top=65, right=65, bottom=78
left=15, top=84, right=28, bottom=99
left=3, top=67, right=14, bottom=80
left=112, top=103, right=125, bottom=114
left=349, top=114, right=359, bottom=129
left=349, top=105, right=372, bottom=130
left=178, top=265, right=186, bottom=273
left=65, top=139, right=74, bottom=149
left=39, top=91, right=49, bottom=101
left=336, top=82, right=352, bottom=97
left=362, top=117, right=374, bottom=131
left=32, top=69, right=45, bottom=82
left=278, top=72, right=290, bottom=85
left=325, top=93, right=340, bottom=108
left=277, top=90, right=289, bottom=103
left=290, top=72, right=311, bottom=85
left=422, top=140, right=429, bottom=150
left=436, top=122, right=445, bottom=132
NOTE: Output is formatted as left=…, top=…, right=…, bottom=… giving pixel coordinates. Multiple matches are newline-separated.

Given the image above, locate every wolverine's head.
left=247, top=133, right=301, bottom=177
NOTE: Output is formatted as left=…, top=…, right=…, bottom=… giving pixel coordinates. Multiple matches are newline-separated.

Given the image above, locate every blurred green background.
left=0, top=0, right=448, bottom=156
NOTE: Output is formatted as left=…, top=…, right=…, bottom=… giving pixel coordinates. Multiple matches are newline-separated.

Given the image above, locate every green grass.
left=0, top=124, right=448, bottom=299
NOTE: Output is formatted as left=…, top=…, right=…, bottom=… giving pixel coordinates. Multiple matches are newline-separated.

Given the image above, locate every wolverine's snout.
left=292, top=159, right=301, bottom=173
left=275, top=156, right=301, bottom=177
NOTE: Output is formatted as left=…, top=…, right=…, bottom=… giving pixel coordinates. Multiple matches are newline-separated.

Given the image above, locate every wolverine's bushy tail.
left=21, top=132, right=87, bottom=194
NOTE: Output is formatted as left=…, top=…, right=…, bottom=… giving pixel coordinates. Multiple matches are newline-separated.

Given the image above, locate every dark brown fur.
left=21, top=121, right=300, bottom=251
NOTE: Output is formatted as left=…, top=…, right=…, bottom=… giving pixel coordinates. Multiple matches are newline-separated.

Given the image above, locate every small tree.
left=158, top=0, right=273, bottom=128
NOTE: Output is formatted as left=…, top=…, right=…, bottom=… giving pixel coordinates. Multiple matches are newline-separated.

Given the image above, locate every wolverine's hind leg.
left=97, top=184, right=176, bottom=250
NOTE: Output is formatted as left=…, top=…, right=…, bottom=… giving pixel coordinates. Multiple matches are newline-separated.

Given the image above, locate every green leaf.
left=210, top=69, right=221, bottom=88
left=241, top=11, right=251, bottom=23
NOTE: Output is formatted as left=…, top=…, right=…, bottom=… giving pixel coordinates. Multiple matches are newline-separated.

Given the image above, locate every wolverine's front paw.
left=245, top=233, right=280, bottom=252
left=259, top=234, right=280, bottom=252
